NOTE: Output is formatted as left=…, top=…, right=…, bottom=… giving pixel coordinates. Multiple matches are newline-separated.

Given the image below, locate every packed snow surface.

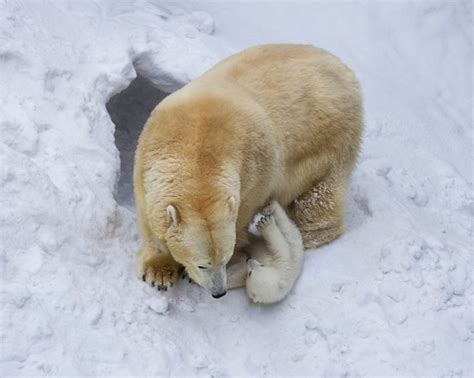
left=1, top=1, right=472, bottom=376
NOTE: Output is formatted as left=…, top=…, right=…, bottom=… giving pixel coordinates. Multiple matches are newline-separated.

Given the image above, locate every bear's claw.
left=138, top=252, right=181, bottom=292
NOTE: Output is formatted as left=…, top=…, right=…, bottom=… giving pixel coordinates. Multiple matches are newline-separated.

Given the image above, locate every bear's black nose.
left=212, top=291, right=227, bottom=299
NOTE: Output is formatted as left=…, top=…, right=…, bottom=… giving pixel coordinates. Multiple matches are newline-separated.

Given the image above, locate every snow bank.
left=1, top=1, right=472, bottom=376
left=0, top=1, right=228, bottom=375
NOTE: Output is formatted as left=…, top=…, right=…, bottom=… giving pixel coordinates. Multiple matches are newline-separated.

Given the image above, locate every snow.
left=146, top=296, right=170, bottom=315
left=0, top=0, right=472, bottom=376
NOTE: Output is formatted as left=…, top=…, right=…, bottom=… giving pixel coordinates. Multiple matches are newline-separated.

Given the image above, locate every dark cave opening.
left=106, top=75, right=168, bottom=209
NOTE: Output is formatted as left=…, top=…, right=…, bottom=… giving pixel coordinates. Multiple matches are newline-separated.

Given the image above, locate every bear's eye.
left=198, top=266, right=208, bottom=270
left=248, top=271, right=252, bottom=277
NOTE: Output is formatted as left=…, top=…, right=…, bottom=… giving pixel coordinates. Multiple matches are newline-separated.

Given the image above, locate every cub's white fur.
left=228, top=201, right=304, bottom=304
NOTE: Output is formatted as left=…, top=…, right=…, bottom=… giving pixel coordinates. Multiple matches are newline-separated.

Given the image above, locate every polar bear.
left=227, top=201, right=304, bottom=304
left=134, top=44, right=363, bottom=297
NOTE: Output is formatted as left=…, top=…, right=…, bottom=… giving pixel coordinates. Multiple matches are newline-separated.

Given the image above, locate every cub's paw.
left=261, top=200, right=277, bottom=216
left=256, top=214, right=276, bottom=233
left=138, top=252, right=181, bottom=291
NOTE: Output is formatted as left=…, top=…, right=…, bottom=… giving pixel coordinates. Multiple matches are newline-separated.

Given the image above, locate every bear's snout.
left=212, top=291, right=227, bottom=299
left=209, top=265, right=227, bottom=298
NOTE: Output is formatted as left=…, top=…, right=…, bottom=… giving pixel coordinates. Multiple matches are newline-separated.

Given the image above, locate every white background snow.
left=0, top=0, right=472, bottom=376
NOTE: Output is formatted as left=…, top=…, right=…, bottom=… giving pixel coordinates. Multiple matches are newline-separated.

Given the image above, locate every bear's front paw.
left=261, top=200, right=277, bottom=216
left=138, top=252, right=182, bottom=291
left=256, top=214, right=276, bottom=233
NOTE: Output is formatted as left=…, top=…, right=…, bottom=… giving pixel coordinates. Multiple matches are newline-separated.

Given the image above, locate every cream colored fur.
left=134, top=44, right=363, bottom=296
left=227, top=201, right=304, bottom=304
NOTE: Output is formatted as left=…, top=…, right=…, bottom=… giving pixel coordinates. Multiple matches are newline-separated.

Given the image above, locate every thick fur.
left=134, top=44, right=363, bottom=295
left=227, top=201, right=304, bottom=304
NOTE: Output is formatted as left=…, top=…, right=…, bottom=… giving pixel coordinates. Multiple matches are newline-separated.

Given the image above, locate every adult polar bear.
left=134, top=44, right=363, bottom=298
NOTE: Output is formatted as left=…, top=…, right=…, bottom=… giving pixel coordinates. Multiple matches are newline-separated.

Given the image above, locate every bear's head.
left=143, top=97, right=244, bottom=298
left=163, top=195, right=239, bottom=298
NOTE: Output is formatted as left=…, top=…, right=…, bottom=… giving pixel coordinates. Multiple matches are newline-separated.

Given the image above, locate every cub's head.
left=245, top=259, right=284, bottom=304
left=164, top=195, right=238, bottom=298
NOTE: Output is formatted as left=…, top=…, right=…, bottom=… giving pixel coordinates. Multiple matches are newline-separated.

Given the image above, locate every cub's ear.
left=166, top=205, right=180, bottom=228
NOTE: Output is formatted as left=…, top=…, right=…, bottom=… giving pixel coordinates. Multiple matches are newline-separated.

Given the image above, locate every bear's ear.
left=227, top=196, right=237, bottom=217
left=166, top=205, right=180, bottom=228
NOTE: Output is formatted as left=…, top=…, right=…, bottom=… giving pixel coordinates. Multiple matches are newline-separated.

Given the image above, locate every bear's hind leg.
left=262, top=200, right=304, bottom=252
left=289, top=173, right=345, bottom=249
left=256, top=215, right=292, bottom=261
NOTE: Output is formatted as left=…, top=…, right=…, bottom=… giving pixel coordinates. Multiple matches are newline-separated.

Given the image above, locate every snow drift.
left=0, top=1, right=472, bottom=376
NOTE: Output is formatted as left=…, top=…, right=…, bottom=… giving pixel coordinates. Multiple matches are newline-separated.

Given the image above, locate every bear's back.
left=194, top=44, right=363, bottom=160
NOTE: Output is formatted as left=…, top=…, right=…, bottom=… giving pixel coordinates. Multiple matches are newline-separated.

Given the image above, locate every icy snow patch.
left=146, top=296, right=169, bottom=315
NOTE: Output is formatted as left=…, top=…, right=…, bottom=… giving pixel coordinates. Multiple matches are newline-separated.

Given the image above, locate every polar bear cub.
left=228, top=201, right=305, bottom=304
